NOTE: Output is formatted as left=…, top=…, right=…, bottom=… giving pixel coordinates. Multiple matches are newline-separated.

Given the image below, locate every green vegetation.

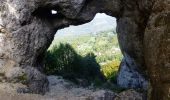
left=44, top=43, right=105, bottom=85
left=44, top=30, right=123, bottom=89
left=49, top=31, right=122, bottom=63
left=101, top=60, right=120, bottom=82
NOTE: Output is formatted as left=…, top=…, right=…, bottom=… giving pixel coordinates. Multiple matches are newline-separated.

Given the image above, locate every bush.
left=44, top=43, right=105, bottom=85
left=101, top=60, right=120, bottom=83
left=44, top=43, right=82, bottom=75
left=80, top=53, right=105, bottom=82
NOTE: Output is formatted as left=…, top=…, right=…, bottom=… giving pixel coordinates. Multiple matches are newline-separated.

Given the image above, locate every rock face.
left=116, top=0, right=153, bottom=90
left=115, top=89, right=146, bottom=100
left=0, top=0, right=170, bottom=99
left=144, top=0, right=170, bottom=99
left=117, top=58, right=148, bottom=90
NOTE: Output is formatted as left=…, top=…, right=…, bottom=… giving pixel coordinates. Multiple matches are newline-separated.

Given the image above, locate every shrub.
left=44, top=43, right=105, bottom=85
left=101, top=60, right=120, bottom=82
left=80, top=53, right=105, bottom=83
left=44, top=43, right=82, bottom=75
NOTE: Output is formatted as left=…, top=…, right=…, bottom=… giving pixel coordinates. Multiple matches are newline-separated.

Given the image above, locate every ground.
left=0, top=76, right=145, bottom=100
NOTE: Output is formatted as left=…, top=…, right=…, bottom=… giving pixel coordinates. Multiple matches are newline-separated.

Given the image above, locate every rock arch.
left=0, top=0, right=170, bottom=99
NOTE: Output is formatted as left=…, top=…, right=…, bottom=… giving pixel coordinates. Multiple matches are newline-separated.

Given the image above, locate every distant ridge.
left=56, top=13, right=117, bottom=37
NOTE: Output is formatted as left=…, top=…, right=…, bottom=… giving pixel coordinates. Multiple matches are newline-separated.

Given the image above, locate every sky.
left=55, top=13, right=117, bottom=37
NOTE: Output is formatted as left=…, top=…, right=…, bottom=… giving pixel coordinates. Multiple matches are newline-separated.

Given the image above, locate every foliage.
left=49, top=31, right=123, bottom=64
left=44, top=43, right=81, bottom=75
left=101, top=60, right=120, bottom=82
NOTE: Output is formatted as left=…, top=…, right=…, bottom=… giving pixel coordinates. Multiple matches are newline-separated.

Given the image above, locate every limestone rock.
left=0, top=75, right=144, bottom=100
left=115, top=89, right=146, bottom=100
left=90, top=90, right=117, bottom=100
left=117, top=58, right=148, bottom=90
left=144, top=0, right=170, bottom=99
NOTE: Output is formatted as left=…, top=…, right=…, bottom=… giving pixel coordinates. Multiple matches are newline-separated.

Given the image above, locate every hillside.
left=50, top=30, right=122, bottom=64
left=56, top=13, right=117, bottom=37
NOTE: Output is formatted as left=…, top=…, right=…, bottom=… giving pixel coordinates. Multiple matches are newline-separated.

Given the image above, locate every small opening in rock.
left=51, top=10, right=57, bottom=15
left=32, top=7, right=60, bottom=20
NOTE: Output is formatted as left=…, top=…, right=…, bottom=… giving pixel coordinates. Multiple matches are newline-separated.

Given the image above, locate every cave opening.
left=44, top=13, right=123, bottom=89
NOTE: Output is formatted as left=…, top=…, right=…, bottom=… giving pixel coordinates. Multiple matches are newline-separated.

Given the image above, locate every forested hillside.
left=49, top=30, right=122, bottom=64
left=45, top=30, right=123, bottom=87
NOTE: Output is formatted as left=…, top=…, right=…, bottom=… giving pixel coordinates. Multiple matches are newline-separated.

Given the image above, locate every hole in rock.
left=32, top=7, right=60, bottom=19
left=51, top=10, right=58, bottom=15
left=44, top=13, right=123, bottom=91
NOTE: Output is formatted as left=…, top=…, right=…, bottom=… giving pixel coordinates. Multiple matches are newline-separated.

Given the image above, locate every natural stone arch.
left=0, top=0, right=170, bottom=99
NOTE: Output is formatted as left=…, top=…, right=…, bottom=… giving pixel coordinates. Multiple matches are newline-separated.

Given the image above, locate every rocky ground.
left=0, top=76, right=146, bottom=100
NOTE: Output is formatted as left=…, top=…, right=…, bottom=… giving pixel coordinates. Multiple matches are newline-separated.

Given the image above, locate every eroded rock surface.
left=117, top=58, right=148, bottom=90
left=0, top=0, right=170, bottom=99
left=144, top=0, right=170, bottom=99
